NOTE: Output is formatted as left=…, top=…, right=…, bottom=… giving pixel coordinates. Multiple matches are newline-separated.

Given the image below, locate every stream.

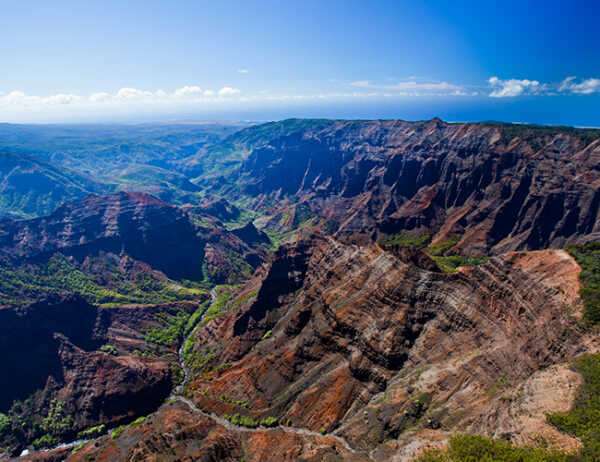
left=24, top=286, right=367, bottom=460
left=19, top=288, right=218, bottom=459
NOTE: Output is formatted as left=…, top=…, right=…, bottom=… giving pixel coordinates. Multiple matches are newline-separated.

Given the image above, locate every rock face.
left=0, top=295, right=198, bottom=456
left=0, top=191, right=205, bottom=280
left=219, top=119, right=600, bottom=253
left=0, top=191, right=267, bottom=296
left=171, top=237, right=584, bottom=460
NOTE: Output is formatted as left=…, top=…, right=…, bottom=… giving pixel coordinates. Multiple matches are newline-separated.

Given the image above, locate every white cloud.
left=237, top=69, right=249, bottom=74
left=116, top=87, right=155, bottom=100
left=489, top=75, right=600, bottom=97
left=3, top=90, right=27, bottom=103
left=559, top=76, right=600, bottom=95
left=488, top=76, right=543, bottom=97
left=558, top=76, right=577, bottom=92
left=388, top=81, right=463, bottom=92
left=0, top=90, right=81, bottom=105
left=218, top=86, right=241, bottom=96
left=3, top=74, right=597, bottom=120
left=89, top=92, right=111, bottom=103
left=0, top=85, right=243, bottom=109
left=42, top=93, right=81, bottom=104
left=351, top=79, right=466, bottom=96
left=174, top=85, right=203, bottom=97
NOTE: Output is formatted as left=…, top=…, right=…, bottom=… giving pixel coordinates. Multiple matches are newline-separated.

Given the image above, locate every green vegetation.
left=171, top=363, right=185, bottom=386
left=431, top=255, right=489, bottom=274
left=41, top=399, right=74, bottom=438
left=223, top=413, right=279, bottom=428
left=427, top=235, right=461, bottom=257
left=77, top=424, right=106, bottom=439
left=419, top=354, right=600, bottom=461
left=486, top=374, right=511, bottom=399
left=201, top=285, right=237, bottom=325
left=427, top=236, right=489, bottom=273
left=379, top=231, right=431, bottom=249
left=262, top=329, right=272, bottom=340
left=229, top=118, right=334, bottom=148
left=547, top=354, right=600, bottom=461
left=111, top=425, right=126, bottom=439
left=477, top=122, right=600, bottom=148
left=144, top=310, right=190, bottom=347
left=228, top=288, right=258, bottom=312
left=416, top=434, right=571, bottom=462
left=18, top=399, right=76, bottom=449
left=130, top=416, right=146, bottom=427
left=0, top=253, right=207, bottom=307
left=0, top=413, right=10, bottom=434
left=184, top=348, right=217, bottom=374
left=110, top=416, right=147, bottom=440
left=99, top=344, right=118, bottom=355
left=219, top=395, right=250, bottom=408
left=378, top=232, right=488, bottom=273
left=32, top=434, right=59, bottom=450
left=566, top=242, right=600, bottom=325
left=260, top=416, right=279, bottom=427
left=184, top=300, right=210, bottom=336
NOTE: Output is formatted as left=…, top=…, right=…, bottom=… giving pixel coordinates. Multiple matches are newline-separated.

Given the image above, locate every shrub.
left=77, top=424, right=106, bottom=439
left=547, top=354, right=600, bottom=461
left=224, top=413, right=259, bottom=428
left=431, top=255, right=488, bottom=274
left=32, top=434, right=58, bottom=449
left=130, top=416, right=146, bottom=427
left=260, top=416, right=279, bottom=427
left=427, top=236, right=460, bottom=257
left=144, top=311, right=190, bottom=347
left=262, top=330, right=272, bottom=340
left=379, top=232, right=431, bottom=249
left=566, top=243, right=600, bottom=325
left=99, top=344, right=118, bottom=355
left=0, top=413, right=10, bottom=434
left=41, top=399, right=74, bottom=437
left=417, top=434, right=571, bottom=462
left=111, top=425, right=126, bottom=439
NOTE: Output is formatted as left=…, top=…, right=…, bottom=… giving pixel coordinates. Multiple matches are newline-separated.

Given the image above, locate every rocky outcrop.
left=215, top=119, right=600, bottom=254
left=0, top=192, right=267, bottom=295
left=0, top=192, right=206, bottom=280
left=0, top=295, right=199, bottom=456
left=173, top=237, right=585, bottom=459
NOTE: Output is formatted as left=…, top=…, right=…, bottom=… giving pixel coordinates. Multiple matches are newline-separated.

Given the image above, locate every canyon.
left=0, top=119, right=598, bottom=461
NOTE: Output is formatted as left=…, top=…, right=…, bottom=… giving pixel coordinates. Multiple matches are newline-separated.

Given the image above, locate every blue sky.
left=1, top=0, right=599, bottom=124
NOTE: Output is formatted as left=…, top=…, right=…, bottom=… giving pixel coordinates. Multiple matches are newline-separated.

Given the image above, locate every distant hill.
left=0, top=152, right=106, bottom=218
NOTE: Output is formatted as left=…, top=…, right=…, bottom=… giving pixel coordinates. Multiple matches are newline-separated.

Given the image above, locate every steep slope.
left=208, top=119, right=600, bottom=254
left=182, top=237, right=585, bottom=455
left=0, top=191, right=268, bottom=307
left=0, top=294, right=202, bottom=457
left=73, top=235, right=592, bottom=461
